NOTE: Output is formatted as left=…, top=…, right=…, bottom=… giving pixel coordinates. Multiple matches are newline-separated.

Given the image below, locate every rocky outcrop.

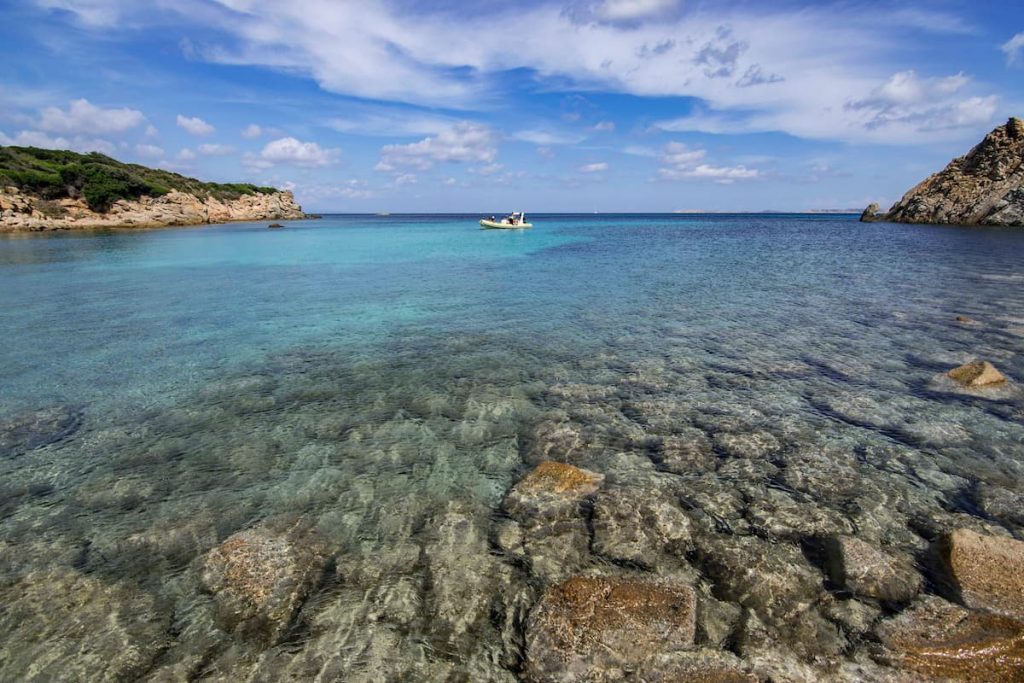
left=524, top=575, right=697, bottom=682
left=0, top=185, right=305, bottom=232
left=863, top=117, right=1024, bottom=226
left=0, top=404, right=82, bottom=458
left=823, top=536, right=921, bottom=603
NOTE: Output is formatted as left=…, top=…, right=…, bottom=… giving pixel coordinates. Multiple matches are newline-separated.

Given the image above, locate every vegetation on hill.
left=0, top=146, right=278, bottom=213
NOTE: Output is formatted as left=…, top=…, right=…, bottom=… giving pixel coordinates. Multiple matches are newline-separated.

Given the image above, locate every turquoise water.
left=1, top=214, right=1023, bottom=681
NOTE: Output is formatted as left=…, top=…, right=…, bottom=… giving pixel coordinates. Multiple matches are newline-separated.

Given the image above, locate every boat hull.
left=480, top=219, right=532, bottom=229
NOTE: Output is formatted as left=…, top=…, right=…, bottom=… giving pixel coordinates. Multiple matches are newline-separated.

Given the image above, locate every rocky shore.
left=0, top=185, right=306, bottom=232
left=862, top=116, right=1024, bottom=227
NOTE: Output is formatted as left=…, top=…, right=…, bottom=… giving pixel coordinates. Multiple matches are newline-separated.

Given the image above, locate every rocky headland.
left=862, top=116, right=1024, bottom=226
left=0, top=146, right=306, bottom=232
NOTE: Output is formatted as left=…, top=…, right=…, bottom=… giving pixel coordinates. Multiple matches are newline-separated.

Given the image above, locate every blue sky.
left=2, top=0, right=1023, bottom=212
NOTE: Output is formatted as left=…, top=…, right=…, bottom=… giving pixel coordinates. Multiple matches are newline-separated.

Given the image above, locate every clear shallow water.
left=1, top=214, right=1023, bottom=681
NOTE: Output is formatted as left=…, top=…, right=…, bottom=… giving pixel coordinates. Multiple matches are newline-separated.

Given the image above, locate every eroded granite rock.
left=198, top=524, right=326, bottom=643
left=873, top=595, right=1024, bottom=681
left=591, top=486, right=691, bottom=568
left=871, top=117, right=1024, bottom=227
left=937, top=528, right=1024, bottom=620
left=947, top=360, right=1008, bottom=387
left=824, top=536, right=922, bottom=603
left=524, top=575, right=696, bottom=682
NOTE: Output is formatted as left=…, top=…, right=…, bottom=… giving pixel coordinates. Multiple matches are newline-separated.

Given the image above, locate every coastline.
left=0, top=186, right=307, bottom=234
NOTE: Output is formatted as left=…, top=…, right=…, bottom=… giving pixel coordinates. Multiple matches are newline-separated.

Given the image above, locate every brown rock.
left=503, top=461, right=603, bottom=519
left=947, top=360, right=1007, bottom=387
left=199, top=525, right=325, bottom=643
left=824, top=536, right=922, bottom=602
left=874, top=595, right=1024, bottom=681
left=938, top=528, right=1024, bottom=620
left=524, top=575, right=696, bottom=682
left=859, top=202, right=883, bottom=222
left=884, top=117, right=1024, bottom=227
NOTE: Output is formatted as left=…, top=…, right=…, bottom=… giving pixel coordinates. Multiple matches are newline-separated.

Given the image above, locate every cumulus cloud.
left=846, top=71, right=997, bottom=132
left=241, top=124, right=262, bottom=138
left=1003, top=32, right=1024, bottom=66
left=197, top=143, right=236, bottom=156
left=134, top=143, right=164, bottom=158
left=38, top=1, right=998, bottom=145
left=590, top=0, right=679, bottom=22
left=176, top=148, right=197, bottom=161
left=579, top=162, right=609, bottom=173
left=0, top=129, right=115, bottom=154
left=376, top=122, right=496, bottom=172
left=247, top=137, right=340, bottom=169
left=36, top=98, right=145, bottom=135
left=176, top=114, right=215, bottom=136
left=657, top=142, right=759, bottom=183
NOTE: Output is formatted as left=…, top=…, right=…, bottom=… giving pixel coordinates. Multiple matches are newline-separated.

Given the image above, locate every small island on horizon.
left=0, top=146, right=306, bottom=232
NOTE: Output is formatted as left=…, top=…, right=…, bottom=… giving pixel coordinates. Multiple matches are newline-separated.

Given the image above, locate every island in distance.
left=0, top=146, right=306, bottom=232
left=862, top=116, right=1024, bottom=227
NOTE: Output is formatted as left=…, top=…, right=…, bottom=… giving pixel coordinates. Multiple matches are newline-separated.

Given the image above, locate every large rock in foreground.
left=865, top=116, right=1024, bottom=227
left=937, top=528, right=1024, bottom=620
left=524, top=575, right=696, bottom=682
left=874, top=596, right=1024, bottom=681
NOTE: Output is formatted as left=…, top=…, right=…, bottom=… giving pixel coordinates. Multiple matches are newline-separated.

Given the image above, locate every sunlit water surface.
left=1, top=214, right=1023, bottom=681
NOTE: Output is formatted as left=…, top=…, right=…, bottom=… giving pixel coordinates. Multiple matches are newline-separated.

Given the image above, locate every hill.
left=0, top=146, right=305, bottom=231
left=862, top=117, right=1024, bottom=227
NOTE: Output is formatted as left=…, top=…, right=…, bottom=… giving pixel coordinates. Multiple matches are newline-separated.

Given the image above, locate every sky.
left=1, top=0, right=1023, bottom=213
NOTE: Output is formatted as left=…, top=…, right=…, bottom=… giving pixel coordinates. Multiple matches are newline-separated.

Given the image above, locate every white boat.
left=480, top=212, right=532, bottom=229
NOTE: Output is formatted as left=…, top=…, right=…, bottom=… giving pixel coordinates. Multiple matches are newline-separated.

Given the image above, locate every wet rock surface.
left=198, top=524, right=326, bottom=643
left=524, top=575, right=696, bottom=682
left=947, top=360, right=1008, bottom=387
left=873, top=595, right=1024, bottom=681
left=824, top=535, right=922, bottom=602
left=937, top=528, right=1024, bottom=620
left=591, top=485, right=691, bottom=568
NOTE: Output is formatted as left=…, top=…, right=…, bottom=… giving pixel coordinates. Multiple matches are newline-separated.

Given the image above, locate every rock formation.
left=0, top=185, right=306, bottom=232
left=862, top=116, right=1024, bottom=226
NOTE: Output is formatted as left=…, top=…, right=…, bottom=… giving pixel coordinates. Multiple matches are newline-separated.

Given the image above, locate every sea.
left=1, top=213, right=1022, bottom=680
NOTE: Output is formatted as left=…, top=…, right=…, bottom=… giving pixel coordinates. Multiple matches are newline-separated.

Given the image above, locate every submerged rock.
left=503, top=461, right=603, bottom=519
left=198, top=524, right=326, bottom=643
left=873, top=595, right=1024, bottom=681
left=524, top=575, right=696, bottom=682
left=947, top=360, right=1007, bottom=387
left=591, top=486, right=691, bottom=568
left=880, top=116, right=1024, bottom=227
left=502, top=462, right=604, bottom=583
left=937, top=528, right=1024, bottom=620
left=0, top=567, right=170, bottom=681
left=824, top=536, right=922, bottom=603
left=0, top=404, right=81, bottom=458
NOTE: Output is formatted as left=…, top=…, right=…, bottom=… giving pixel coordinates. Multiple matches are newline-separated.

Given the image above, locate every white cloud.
left=536, top=146, right=555, bottom=159
left=1002, top=33, right=1024, bottom=66
left=1, top=129, right=115, bottom=154
left=38, top=2, right=997, bottom=145
left=591, top=0, right=678, bottom=22
left=591, top=120, right=616, bottom=132
left=579, top=162, right=609, bottom=173
left=134, top=143, right=164, bottom=158
left=376, top=122, right=496, bottom=172
left=145, top=124, right=159, bottom=137
left=339, top=179, right=373, bottom=199
left=176, top=114, right=215, bottom=136
left=176, top=148, right=196, bottom=161
left=328, top=108, right=459, bottom=137
left=657, top=142, right=759, bottom=183
left=36, top=98, right=145, bottom=135
left=197, top=143, right=236, bottom=156
left=470, top=163, right=504, bottom=176
left=513, top=129, right=585, bottom=146
left=248, top=137, right=340, bottom=168
left=623, top=145, right=658, bottom=157
left=241, top=124, right=262, bottom=138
